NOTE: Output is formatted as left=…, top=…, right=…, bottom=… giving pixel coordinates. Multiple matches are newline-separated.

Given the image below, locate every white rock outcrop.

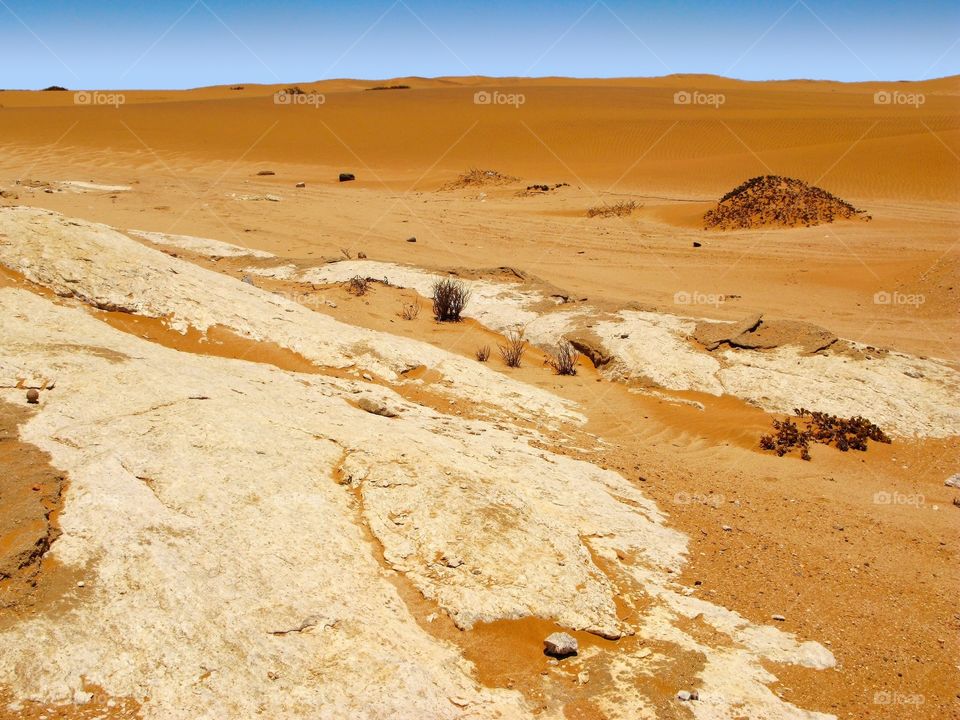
left=0, top=207, right=837, bottom=719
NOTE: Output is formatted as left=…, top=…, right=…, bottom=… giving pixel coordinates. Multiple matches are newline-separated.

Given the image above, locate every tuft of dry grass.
left=399, top=296, right=421, bottom=320
left=586, top=200, right=639, bottom=218
left=548, top=341, right=580, bottom=375
left=431, top=278, right=470, bottom=322
left=498, top=328, right=526, bottom=368
left=475, top=345, right=491, bottom=362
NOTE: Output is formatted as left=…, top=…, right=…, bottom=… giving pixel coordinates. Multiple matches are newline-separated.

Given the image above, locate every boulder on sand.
left=543, top=632, right=578, bottom=658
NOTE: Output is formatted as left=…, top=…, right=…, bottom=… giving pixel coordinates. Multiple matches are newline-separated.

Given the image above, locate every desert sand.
left=0, top=75, right=957, bottom=719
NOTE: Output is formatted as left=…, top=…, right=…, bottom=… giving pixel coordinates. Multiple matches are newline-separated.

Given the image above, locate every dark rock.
left=406, top=237, right=417, bottom=243
left=26, top=389, right=39, bottom=404
left=692, top=241, right=702, bottom=247
left=339, top=173, right=356, bottom=182
left=257, top=170, right=275, bottom=176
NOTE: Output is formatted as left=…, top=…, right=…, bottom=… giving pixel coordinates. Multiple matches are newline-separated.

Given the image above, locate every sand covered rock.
left=241, top=255, right=960, bottom=437
left=0, top=208, right=840, bottom=719
left=703, top=176, right=868, bottom=230
left=0, top=207, right=581, bottom=428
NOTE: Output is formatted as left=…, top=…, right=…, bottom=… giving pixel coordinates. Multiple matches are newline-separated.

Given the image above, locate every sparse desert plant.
left=340, top=247, right=353, bottom=260
left=499, top=328, right=526, bottom=368
left=548, top=341, right=580, bottom=375
left=759, top=408, right=891, bottom=461
left=399, top=296, right=421, bottom=320
left=587, top=200, right=639, bottom=218
left=475, top=345, right=491, bottom=362
left=431, top=278, right=470, bottom=322
left=346, top=275, right=369, bottom=296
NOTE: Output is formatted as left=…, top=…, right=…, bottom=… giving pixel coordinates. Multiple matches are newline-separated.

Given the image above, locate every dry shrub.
left=399, top=296, right=420, bottom=320
left=548, top=341, right=580, bottom=375
left=346, top=275, right=369, bottom=296
left=475, top=345, right=491, bottom=362
left=759, top=408, right=891, bottom=461
left=499, top=328, right=526, bottom=368
left=587, top=200, right=639, bottom=218
left=432, top=278, right=470, bottom=322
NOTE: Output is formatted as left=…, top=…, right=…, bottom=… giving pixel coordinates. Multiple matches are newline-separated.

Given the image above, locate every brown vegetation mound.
left=440, top=169, right=518, bottom=191
left=703, top=175, right=868, bottom=230
left=760, top=408, right=891, bottom=460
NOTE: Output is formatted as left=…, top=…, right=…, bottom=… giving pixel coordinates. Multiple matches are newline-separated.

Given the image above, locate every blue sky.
left=1, top=0, right=958, bottom=88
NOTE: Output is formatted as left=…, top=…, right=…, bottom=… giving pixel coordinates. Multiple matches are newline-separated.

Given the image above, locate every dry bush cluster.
left=548, top=341, right=580, bottom=375
left=587, top=200, right=639, bottom=218
left=346, top=275, right=369, bottom=296
left=760, top=408, right=891, bottom=460
left=475, top=345, right=491, bottom=362
left=431, top=278, right=470, bottom=322
left=498, top=328, right=526, bottom=368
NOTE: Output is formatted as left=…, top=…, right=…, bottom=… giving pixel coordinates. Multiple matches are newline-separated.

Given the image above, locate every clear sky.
left=1, top=0, right=958, bottom=89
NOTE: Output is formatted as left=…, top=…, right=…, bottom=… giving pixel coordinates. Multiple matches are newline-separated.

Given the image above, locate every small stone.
left=357, top=251, right=367, bottom=259
left=692, top=241, right=702, bottom=248
left=945, top=474, right=960, bottom=489
left=406, top=237, right=417, bottom=243
left=577, top=671, right=589, bottom=685
left=543, top=632, right=578, bottom=658
left=339, top=173, right=356, bottom=182
left=637, top=647, right=652, bottom=659
left=721, top=525, right=732, bottom=532
left=295, top=182, right=306, bottom=188
left=77, top=581, right=85, bottom=588
left=690, top=690, right=699, bottom=701
left=26, top=389, right=40, bottom=404
left=772, top=614, right=786, bottom=622
left=677, top=690, right=692, bottom=701
left=241, top=275, right=255, bottom=286
left=361, top=373, right=373, bottom=381
left=264, top=194, right=281, bottom=202
left=257, top=170, right=275, bottom=176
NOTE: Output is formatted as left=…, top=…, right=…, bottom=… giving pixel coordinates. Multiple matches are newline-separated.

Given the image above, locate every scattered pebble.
left=26, top=388, right=40, bottom=404
left=406, top=236, right=417, bottom=243
left=257, top=170, right=275, bottom=176
left=721, top=525, right=732, bottom=532
left=77, top=581, right=85, bottom=588
left=772, top=614, right=786, bottom=622
left=677, top=690, right=692, bottom=701
left=295, top=182, right=306, bottom=188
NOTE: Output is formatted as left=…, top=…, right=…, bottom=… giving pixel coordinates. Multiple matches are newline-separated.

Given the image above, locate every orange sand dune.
left=1, top=75, right=957, bottom=200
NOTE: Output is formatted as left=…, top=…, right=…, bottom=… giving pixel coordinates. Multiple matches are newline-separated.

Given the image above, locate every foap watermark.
left=873, top=290, right=924, bottom=307
left=674, top=290, right=725, bottom=308
left=873, top=90, right=925, bottom=108
left=673, top=491, right=725, bottom=509
left=674, top=90, right=725, bottom=108
left=74, top=91, right=125, bottom=108
left=474, top=90, right=525, bottom=108
left=872, top=491, right=925, bottom=507
left=873, top=691, right=924, bottom=706
left=274, top=90, right=325, bottom=108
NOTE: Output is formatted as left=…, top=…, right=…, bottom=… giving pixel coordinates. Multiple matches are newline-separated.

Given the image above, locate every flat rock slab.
left=730, top=319, right=837, bottom=354
left=693, top=313, right=763, bottom=350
